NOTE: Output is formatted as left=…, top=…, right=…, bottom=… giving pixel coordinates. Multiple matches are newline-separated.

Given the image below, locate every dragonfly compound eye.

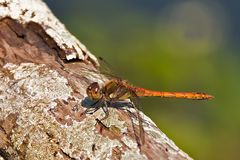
left=86, top=82, right=102, bottom=100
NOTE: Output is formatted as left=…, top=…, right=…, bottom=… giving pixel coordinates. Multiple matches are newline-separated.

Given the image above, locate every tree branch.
left=0, top=0, right=193, bottom=159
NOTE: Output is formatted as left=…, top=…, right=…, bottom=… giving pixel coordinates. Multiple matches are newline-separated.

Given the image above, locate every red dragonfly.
left=84, top=77, right=213, bottom=146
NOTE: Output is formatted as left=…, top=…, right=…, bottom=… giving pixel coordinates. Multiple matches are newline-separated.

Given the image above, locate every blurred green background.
left=45, top=1, right=240, bottom=159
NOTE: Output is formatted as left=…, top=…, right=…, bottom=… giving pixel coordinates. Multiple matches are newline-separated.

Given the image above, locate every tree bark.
left=0, top=0, right=193, bottom=160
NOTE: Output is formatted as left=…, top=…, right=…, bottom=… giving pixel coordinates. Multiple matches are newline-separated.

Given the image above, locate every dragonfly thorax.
left=86, top=82, right=103, bottom=100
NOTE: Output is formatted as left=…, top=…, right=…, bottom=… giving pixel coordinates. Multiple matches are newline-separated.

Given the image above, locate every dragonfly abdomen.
left=134, top=87, right=213, bottom=100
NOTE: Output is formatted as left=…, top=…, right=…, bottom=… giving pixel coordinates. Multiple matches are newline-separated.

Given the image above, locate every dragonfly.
left=84, top=76, right=213, bottom=146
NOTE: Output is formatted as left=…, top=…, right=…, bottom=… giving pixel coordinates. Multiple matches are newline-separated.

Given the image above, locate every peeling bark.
left=0, top=0, right=193, bottom=160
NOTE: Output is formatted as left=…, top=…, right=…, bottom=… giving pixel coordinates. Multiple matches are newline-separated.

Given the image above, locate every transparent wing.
left=103, top=82, right=145, bottom=146
left=97, top=56, right=122, bottom=80
left=63, top=57, right=121, bottom=81
left=129, top=91, right=145, bottom=146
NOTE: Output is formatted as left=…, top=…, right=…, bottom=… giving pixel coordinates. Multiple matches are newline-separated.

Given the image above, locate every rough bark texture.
left=0, top=0, right=193, bottom=160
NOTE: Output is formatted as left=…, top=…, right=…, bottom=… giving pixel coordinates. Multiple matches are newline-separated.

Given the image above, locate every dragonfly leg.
left=100, top=101, right=109, bottom=121
left=126, top=101, right=134, bottom=108
left=82, top=98, right=103, bottom=115
left=83, top=106, right=100, bottom=115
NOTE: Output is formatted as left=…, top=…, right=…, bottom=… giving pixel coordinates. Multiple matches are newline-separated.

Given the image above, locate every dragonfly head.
left=86, top=82, right=102, bottom=100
